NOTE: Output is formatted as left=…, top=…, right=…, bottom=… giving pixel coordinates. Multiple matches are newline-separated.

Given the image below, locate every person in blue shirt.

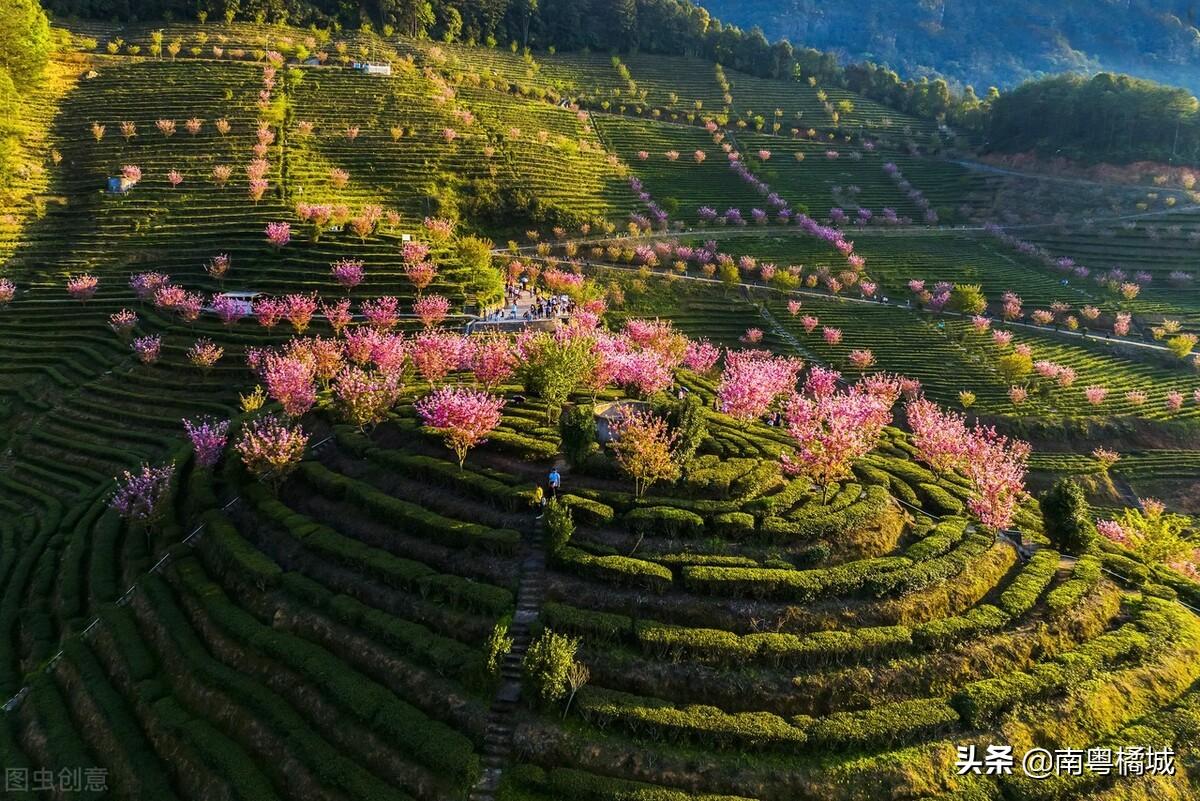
left=548, top=468, right=561, bottom=495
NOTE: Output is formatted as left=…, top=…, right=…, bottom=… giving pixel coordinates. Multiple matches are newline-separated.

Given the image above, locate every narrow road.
left=514, top=254, right=1179, bottom=357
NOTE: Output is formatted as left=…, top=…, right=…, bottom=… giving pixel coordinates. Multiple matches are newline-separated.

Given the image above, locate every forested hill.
left=699, top=0, right=1200, bottom=93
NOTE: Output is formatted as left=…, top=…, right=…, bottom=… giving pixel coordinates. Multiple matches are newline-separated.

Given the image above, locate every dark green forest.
left=699, top=0, right=1200, bottom=94
left=0, top=0, right=51, bottom=184
left=985, top=73, right=1200, bottom=164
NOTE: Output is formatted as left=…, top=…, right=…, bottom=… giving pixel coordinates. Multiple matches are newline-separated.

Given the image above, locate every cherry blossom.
left=331, top=258, right=365, bottom=290
left=212, top=294, right=247, bottom=326
left=333, top=366, right=403, bottom=429
left=470, top=336, right=518, bottom=388
left=183, top=417, right=230, bottom=468
left=282, top=294, right=318, bottom=333
left=108, top=309, right=138, bottom=336
left=414, top=294, right=451, bottom=328
left=781, top=383, right=894, bottom=501
left=265, top=221, right=291, bottom=248
left=363, top=296, right=400, bottom=332
left=717, top=350, right=803, bottom=421
left=682, top=339, right=721, bottom=374
left=412, top=330, right=464, bottom=384
left=848, top=349, right=875, bottom=369
left=132, top=335, right=161, bottom=365
left=415, top=386, right=505, bottom=467
left=321, top=298, right=353, bottom=334
left=264, top=355, right=317, bottom=417
left=236, top=414, right=309, bottom=484
left=253, top=297, right=283, bottom=330
left=963, top=424, right=1030, bottom=531
left=67, top=274, right=98, bottom=302
left=906, top=398, right=970, bottom=476
left=110, top=463, right=175, bottom=524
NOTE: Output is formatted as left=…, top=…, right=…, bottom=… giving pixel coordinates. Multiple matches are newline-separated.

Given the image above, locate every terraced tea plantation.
left=0, top=16, right=1198, bottom=801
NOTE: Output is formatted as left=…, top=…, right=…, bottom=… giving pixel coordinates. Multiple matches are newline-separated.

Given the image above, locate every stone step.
left=468, top=517, right=547, bottom=801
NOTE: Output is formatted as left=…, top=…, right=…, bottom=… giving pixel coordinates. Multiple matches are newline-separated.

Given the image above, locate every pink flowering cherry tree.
left=415, top=386, right=506, bottom=468
left=414, top=294, right=452, bottom=328
left=905, top=398, right=970, bottom=480
left=333, top=366, right=403, bottom=430
left=781, top=383, right=893, bottom=502
left=717, top=350, right=804, bottom=421
left=236, top=415, right=310, bottom=486
left=265, top=221, right=291, bottom=249
left=264, top=355, right=317, bottom=417
left=963, top=424, right=1030, bottom=531
left=110, top=463, right=176, bottom=530
left=67, top=274, right=99, bottom=302
left=183, top=417, right=231, bottom=468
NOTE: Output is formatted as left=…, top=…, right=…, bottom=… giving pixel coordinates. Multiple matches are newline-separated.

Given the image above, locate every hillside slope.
left=700, top=0, right=1200, bottom=92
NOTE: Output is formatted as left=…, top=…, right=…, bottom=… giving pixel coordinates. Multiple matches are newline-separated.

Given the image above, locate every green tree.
left=1040, top=479, right=1096, bottom=554
left=544, top=497, right=574, bottom=555
left=521, top=332, right=598, bottom=422
left=559, top=403, right=596, bottom=467
left=1166, top=334, right=1197, bottom=360
left=0, top=0, right=51, bottom=85
left=439, top=5, right=462, bottom=42
left=996, top=351, right=1033, bottom=384
left=1104, top=504, right=1194, bottom=565
left=484, top=620, right=513, bottom=676
left=951, top=283, right=987, bottom=316
left=666, top=394, right=706, bottom=468
left=457, top=235, right=504, bottom=305
left=522, top=630, right=580, bottom=706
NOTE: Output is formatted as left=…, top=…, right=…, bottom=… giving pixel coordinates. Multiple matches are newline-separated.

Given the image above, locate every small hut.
left=594, top=400, right=648, bottom=443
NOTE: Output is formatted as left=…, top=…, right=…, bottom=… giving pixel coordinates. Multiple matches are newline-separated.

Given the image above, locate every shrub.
left=574, top=685, right=806, bottom=751
left=557, top=494, right=615, bottom=525
left=485, top=621, right=513, bottom=676
left=800, top=697, right=960, bottom=749
left=683, top=556, right=910, bottom=602
left=906, top=518, right=968, bottom=561
left=912, top=604, right=1010, bottom=649
left=951, top=622, right=1148, bottom=726
left=625, top=506, right=705, bottom=536
left=712, top=511, right=755, bottom=536
left=541, top=602, right=635, bottom=643
left=917, top=482, right=964, bottom=516
left=557, top=546, right=673, bottom=592
left=998, top=549, right=1059, bottom=617
left=1046, top=557, right=1103, bottom=614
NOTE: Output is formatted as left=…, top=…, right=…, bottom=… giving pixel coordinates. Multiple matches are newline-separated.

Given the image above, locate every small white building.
left=352, top=61, right=392, bottom=76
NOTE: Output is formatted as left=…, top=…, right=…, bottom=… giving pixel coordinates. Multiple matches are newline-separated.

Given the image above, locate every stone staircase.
left=468, top=519, right=547, bottom=801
